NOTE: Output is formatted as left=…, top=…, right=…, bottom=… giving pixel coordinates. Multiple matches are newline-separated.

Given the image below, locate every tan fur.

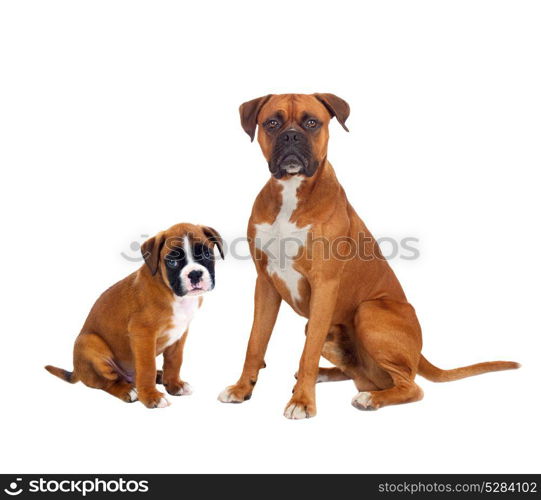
left=46, top=223, right=221, bottom=408
left=220, top=93, right=519, bottom=417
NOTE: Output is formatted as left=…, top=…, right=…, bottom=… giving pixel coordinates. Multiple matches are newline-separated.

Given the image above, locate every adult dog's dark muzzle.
left=269, top=129, right=314, bottom=178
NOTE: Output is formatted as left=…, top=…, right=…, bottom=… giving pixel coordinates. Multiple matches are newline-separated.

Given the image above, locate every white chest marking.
left=255, top=176, right=310, bottom=302
left=162, top=295, right=199, bottom=349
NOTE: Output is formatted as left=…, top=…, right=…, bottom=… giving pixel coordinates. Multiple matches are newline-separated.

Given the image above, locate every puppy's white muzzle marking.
left=181, top=263, right=212, bottom=294
left=181, top=235, right=213, bottom=294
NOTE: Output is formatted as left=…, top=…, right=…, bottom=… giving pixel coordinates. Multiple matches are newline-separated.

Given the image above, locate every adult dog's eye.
left=305, top=119, right=318, bottom=129
left=265, top=119, right=280, bottom=129
left=166, top=259, right=179, bottom=269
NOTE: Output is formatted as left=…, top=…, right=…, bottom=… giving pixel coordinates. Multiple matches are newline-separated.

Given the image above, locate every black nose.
left=188, top=270, right=203, bottom=284
left=279, top=130, right=301, bottom=143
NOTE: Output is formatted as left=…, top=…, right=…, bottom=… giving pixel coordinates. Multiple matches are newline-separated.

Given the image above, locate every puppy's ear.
left=141, top=232, right=165, bottom=275
left=314, top=93, right=350, bottom=132
left=239, top=95, right=273, bottom=142
left=202, top=226, right=225, bottom=260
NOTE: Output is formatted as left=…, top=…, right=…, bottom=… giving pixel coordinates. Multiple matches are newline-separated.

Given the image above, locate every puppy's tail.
left=418, top=355, right=520, bottom=382
left=45, top=365, right=79, bottom=384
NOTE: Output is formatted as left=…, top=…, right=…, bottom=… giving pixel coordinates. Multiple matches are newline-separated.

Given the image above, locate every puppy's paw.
left=128, top=388, right=138, bottom=402
left=117, top=387, right=138, bottom=403
left=283, top=395, right=316, bottom=420
left=138, top=389, right=171, bottom=409
left=351, top=391, right=377, bottom=411
left=217, top=384, right=252, bottom=404
left=165, top=380, right=193, bottom=396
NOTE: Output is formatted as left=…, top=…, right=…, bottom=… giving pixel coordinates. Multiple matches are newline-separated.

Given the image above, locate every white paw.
left=217, top=388, right=232, bottom=403
left=217, top=386, right=245, bottom=403
left=128, top=388, right=138, bottom=402
left=175, top=382, right=192, bottom=396
left=284, top=403, right=311, bottom=420
left=156, top=396, right=171, bottom=408
left=351, top=391, right=375, bottom=410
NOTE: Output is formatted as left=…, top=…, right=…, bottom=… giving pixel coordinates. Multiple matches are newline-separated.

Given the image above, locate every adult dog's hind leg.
left=351, top=300, right=424, bottom=410
left=295, top=366, right=351, bottom=383
left=318, top=324, right=378, bottom=391
left=316, top=367, right=350, bottom=382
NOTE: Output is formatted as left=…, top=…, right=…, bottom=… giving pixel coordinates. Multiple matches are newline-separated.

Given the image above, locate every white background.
left=1, top=0, right=539, bottom=474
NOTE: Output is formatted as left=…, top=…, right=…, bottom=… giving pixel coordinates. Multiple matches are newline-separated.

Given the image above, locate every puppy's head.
left=140, top=223, right=224, bottom=297
left=239, top=93, right=349, bottom=179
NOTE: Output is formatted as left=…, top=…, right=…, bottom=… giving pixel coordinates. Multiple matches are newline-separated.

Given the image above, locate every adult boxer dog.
left=46, top=223, right=223, bottom=409
left=218, top=93, right=519, bottom=419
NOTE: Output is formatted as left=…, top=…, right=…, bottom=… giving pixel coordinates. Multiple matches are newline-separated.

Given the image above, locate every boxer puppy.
left=46, top=223, right=223, bottom=408
left=218, top=93, right=519, bottom=418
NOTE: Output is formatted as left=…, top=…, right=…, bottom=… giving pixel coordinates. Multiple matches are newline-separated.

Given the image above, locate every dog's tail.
left=45, top=365, right=79, bottom=384
left=418, top=355, right=520, bottom=382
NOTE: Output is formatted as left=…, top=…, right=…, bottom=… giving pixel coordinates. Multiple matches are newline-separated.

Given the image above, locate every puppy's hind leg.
left=74, top=333, right=136, bottom=403
left=103, top=381, right=138, bottom=403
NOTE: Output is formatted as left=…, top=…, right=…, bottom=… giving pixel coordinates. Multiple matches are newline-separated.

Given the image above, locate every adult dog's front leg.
left=284, top=279, right=340, bottom=419
left=218, top=275, right=281, bottom=403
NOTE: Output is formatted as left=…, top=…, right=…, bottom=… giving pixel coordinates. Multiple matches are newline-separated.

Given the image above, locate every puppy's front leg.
left=284, top=279, right=340, bottom=419
left=162, top=330, right=192, bottom=396
left=130, top=329, right=170, bottom=409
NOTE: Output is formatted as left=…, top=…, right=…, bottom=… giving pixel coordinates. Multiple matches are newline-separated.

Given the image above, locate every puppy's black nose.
left=188, top=270, right=203, bottom=284
left=280, top=130, right=301, bottom=143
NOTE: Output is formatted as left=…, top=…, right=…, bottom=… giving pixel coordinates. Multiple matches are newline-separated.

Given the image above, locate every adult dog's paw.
left=351, top=391, right=377, bottom=410
left=283, top=395, right=316, bottom=420
left=217, top=384, right=252, bottom=403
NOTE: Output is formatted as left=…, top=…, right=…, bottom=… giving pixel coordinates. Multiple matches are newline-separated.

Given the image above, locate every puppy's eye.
left=265, top=119, right=280, bottom=130
left=305, top=119, right=318, bottom=129
left=166, top=259, right=180, bottom=269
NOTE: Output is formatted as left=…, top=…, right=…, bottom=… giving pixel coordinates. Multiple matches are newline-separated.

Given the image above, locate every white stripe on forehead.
left=183, top=235, right=194, bottom=264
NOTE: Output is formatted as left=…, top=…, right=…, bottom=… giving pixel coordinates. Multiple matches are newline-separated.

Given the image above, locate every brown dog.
left=46, top=223, right=223, bottom=408
left=218, top=93, right=519, bottom=418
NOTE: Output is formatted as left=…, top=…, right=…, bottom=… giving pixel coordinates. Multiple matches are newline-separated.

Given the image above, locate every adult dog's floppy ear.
left=141, top=232, right=165, bottom=275
left=239, top=94, right=273, bottom=142
left=202, top=226, right=225, bottom=260
left=314, top=93, right=350, bottom=132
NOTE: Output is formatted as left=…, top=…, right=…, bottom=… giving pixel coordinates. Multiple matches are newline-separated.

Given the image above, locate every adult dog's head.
left=239, top=93, right=350, bottom=179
